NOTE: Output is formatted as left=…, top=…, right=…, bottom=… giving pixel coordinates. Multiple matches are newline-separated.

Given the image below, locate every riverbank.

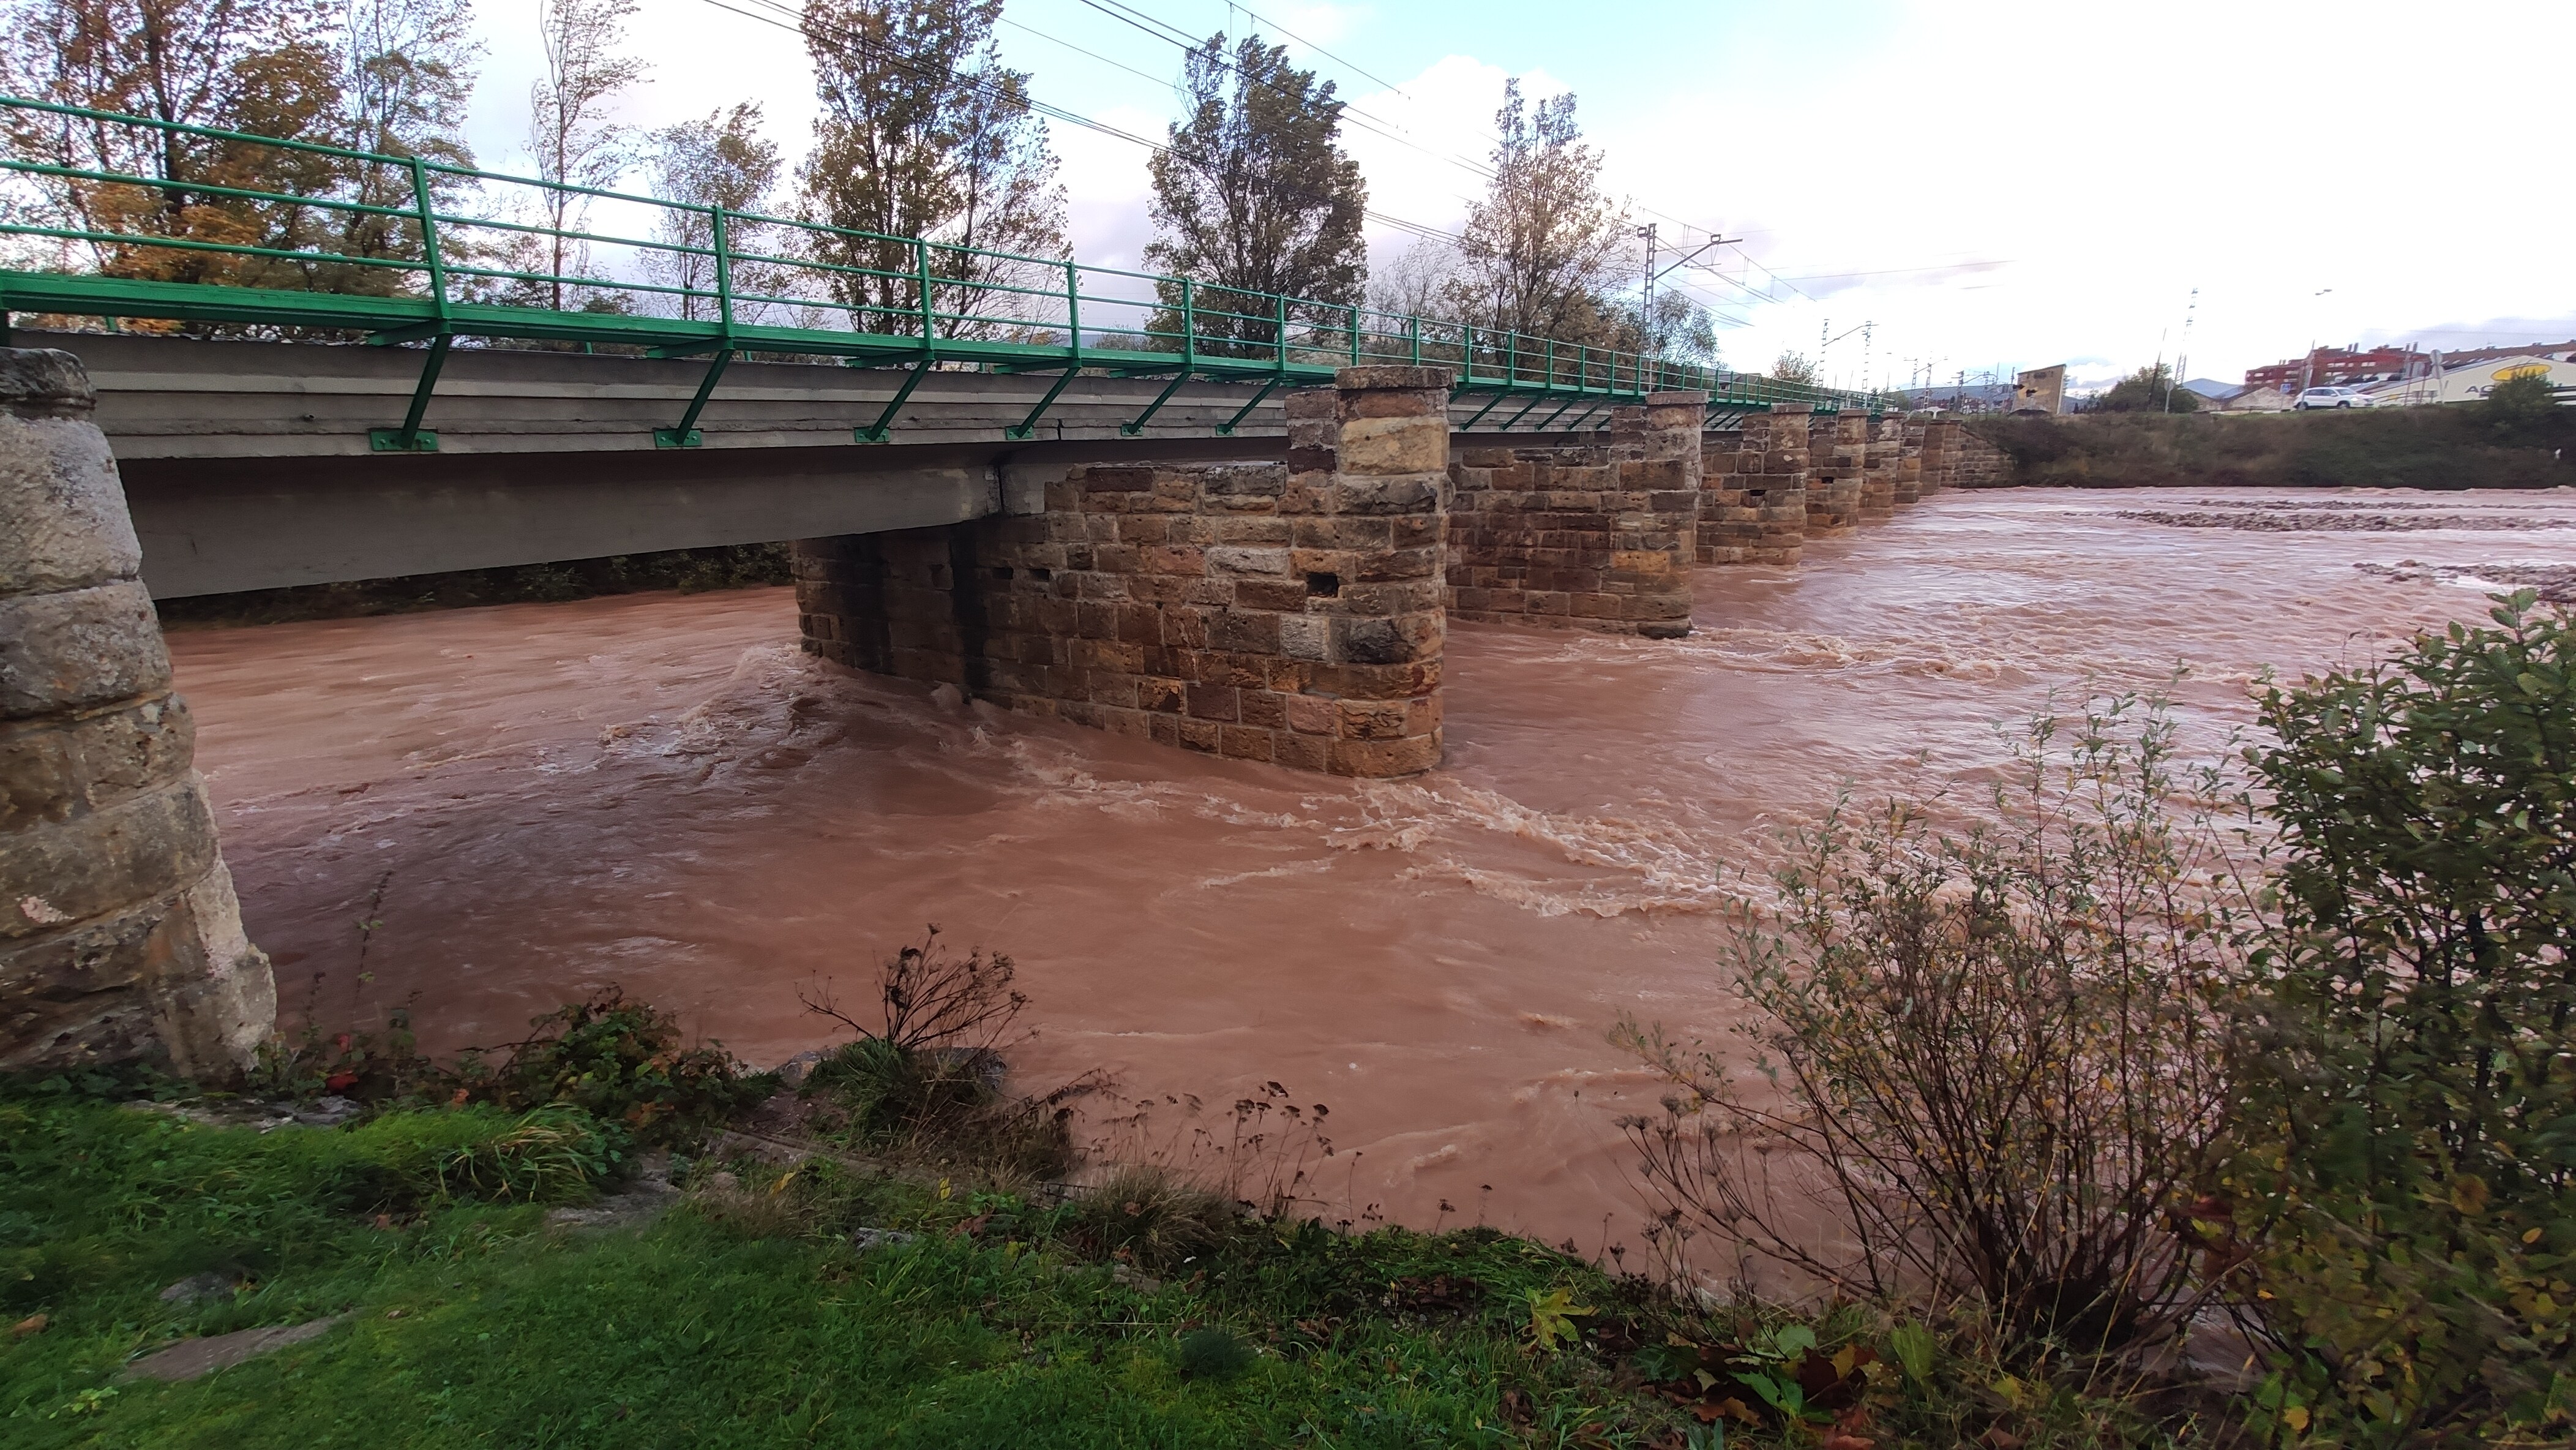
left=1968, top=404, right=2575, bottom=490
left=0, top=1052, right=2184, bottom=1449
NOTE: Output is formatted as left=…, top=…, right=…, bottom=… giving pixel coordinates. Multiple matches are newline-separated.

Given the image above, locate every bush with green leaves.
left=453, top=988, right=767, bottom=1147
left=1620, top=697, right=2249, bottom=1359
left=2229, top=591, right=2576, bottom=1445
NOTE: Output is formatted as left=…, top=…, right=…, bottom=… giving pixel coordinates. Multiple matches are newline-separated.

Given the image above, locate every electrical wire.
left=701, top=0, right=1462, bottom=244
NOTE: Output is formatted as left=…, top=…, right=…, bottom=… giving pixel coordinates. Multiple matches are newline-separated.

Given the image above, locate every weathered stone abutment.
left=795, top=366, right=1448, bottom=777
left=1444, top=390, right=1701, bottom=638
left=0, top=348, right=274, bottom=1074
left=1699, top=407, right=1811, bottom=566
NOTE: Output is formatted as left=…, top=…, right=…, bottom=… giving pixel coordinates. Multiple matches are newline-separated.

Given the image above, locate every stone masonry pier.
left=796, top=366, right=1449, bottom=777
left=1443, top=391, right=1701, bottom=639
left=1, top=349, right=273, bottom=1075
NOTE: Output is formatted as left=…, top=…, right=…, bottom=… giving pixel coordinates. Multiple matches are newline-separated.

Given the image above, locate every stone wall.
left=1860, top=415, right=1902, bottom=522
left=1956, top=426, right=2013, bottom=487
left=1445, top=390, right=1699, bottom=638
left=1698, top=408, right=1808, bottom=565
left=1914, top=418, right=1963, bottom=494
left=1805, top=412, right=1867, bottom=534
left=796, top=366, right=1448, bottom=777
left=1893, top=418, right=1924, bottom=507
left=1, top=349, right=273, bottom=1076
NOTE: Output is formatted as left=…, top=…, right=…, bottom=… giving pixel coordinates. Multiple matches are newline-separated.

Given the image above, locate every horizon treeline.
left=0, top=0, right=1720, bottom=362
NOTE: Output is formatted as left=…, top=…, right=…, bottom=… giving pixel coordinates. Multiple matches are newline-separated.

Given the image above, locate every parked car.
left=2293, top=386, right=2371, bottom=410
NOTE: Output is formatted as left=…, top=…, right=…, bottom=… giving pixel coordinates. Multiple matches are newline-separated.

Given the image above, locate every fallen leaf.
left=1981, top=1429, right=2026, bottom=1450
left=1819, top=1437, right=1875, bottom=1450
left=11, top=1313, right=46, bottom=1337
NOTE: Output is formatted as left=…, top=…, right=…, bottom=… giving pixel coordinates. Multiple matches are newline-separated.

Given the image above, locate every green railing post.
left=371, top=157, right=449, bottom=453
left=654, top=204, right=734, bottom=447
left=1065, top=258, right=1080, bottom=366
left=713, top=205, right=733, bottom=332
left=1180, top=276, right=1194, bottom=372
left=1347, top=302, right=1360, bottom=366
left=1273, top=293, right=1287, bottom=375
left=1462, top=324, right=1475, bottom=387
left=917, top=238, right=935, bottom=348
left=1409, top=314, right=1420, bottom=366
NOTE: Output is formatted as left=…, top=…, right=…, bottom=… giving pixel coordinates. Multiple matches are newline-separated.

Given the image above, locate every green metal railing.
left=0, top=97, right=1885, bottom=451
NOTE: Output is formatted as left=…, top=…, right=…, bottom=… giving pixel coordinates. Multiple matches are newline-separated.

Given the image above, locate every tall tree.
left=1445, top=78, right=1630, bottom=349
left=528, top=0, right=644, bottom=310
left=646, top=102, right=781, bottom=321
left=342, top=0, right=477, bottom=163
left=334, top=0, right=480, bottom=271
left=796, top=0, right=1065, bottom=340
left=1144, top=32, right=1366, bottom=354
left=0, top=0, right=348, bottom=290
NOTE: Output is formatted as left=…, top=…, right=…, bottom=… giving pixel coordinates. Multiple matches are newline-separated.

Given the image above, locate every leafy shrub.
left=2228, top=592, right=2576, bottom=1444
left=455, top=988, right=766, bottom=1148
left=1621, top=697, right=2251, bottom=1357
left=797, top=930, right=1082, bottom=1179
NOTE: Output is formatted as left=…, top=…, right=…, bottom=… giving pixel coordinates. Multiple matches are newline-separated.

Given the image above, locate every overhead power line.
left=699, top=0, right=1463, bottom=245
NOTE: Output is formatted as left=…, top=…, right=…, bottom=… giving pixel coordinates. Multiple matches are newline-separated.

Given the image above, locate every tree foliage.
left=1144, top=31, right=1366, bottom=356
left=2091, top=362, right=2196, bottom=413
left=0, top=0, right=478, bottom=302
left=2230, top=593, right=2576, bottom=1444
left=1445, top=79, right=1631, bottom=347
left=1770, top=350, right=1818, bottom=386
left=1621, top=699, right=2247, bottom=1356
left=796, top=0, right=1065, bottom=340
left=645, top=102, right=782, bottom=320
left=2482, top=368, right=2566, bottom=438
left=524, top=0, right=644, bottom=311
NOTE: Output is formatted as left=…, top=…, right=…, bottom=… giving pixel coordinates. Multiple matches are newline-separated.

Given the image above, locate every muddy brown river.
left=167, top=486, right=2576, bottom=1250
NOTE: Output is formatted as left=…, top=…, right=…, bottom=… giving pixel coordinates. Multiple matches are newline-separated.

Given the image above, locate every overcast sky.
left=457, top=0, right=2576, bottom=391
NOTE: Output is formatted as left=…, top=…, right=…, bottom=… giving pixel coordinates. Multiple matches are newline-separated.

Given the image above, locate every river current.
left=167, top=486, right=2576, bottom=1250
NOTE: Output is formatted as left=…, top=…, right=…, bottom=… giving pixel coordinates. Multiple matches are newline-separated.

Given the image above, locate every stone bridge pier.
left=1, top=348, right=273, bottom=1075
left=1444, top=390, right=1702, bottom=639
left=795, top=366, right=1450, bottom=777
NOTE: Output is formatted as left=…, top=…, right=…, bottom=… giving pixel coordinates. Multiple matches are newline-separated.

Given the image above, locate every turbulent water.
left=168, top=486, right=2576, bottom=1250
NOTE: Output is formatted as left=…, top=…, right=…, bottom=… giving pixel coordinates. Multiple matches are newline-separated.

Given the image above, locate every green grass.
left=1, top=1074, right=2200, bottom=1448
left=0, top=1088, right=1647, bottom=1448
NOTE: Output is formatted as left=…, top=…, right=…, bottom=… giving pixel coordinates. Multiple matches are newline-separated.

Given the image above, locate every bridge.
left=0, top=99, right=1885, bottom=598
left=0, top=102, right=1972, bottom=1075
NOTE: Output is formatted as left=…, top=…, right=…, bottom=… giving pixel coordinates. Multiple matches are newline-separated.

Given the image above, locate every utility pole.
left=2167, top=288, right=2198, bottom=413
left=1636, top=223, right=1655, bottom=353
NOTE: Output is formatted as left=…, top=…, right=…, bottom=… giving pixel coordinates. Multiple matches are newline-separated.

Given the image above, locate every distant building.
left=2246, top=345, right=2427, bottom=393
left=2180, top=378, right=2245, bottom=408
left=2421, top=356, right=2576, bottom=405
left=2007, top=364, right=2066, bottom=415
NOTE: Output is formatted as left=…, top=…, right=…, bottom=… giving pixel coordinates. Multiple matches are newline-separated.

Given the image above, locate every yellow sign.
left=2494, top=362, right=2552, bottom=381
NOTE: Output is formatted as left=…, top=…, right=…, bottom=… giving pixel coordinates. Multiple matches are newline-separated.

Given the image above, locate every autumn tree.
left=1770, top=349, right=1818, bottom=385
left=646, top=103, right=782, bottom=320
left=1144, top=32, right=1366, bottom=356
left=526, top=0, right=645, bottom=310
left=0, top=0, right=338, bottom=283
left=796, top=0, right=1065, bottom=340
left=1445, top=79, right=1631, bottom=350
left=0, top=0, right=479, bottom=309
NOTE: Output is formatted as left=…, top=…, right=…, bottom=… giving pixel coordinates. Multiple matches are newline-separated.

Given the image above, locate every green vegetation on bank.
left=152, top=543, right=792, bottom=629
left=1972, top=381, right=2574, bottom=490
